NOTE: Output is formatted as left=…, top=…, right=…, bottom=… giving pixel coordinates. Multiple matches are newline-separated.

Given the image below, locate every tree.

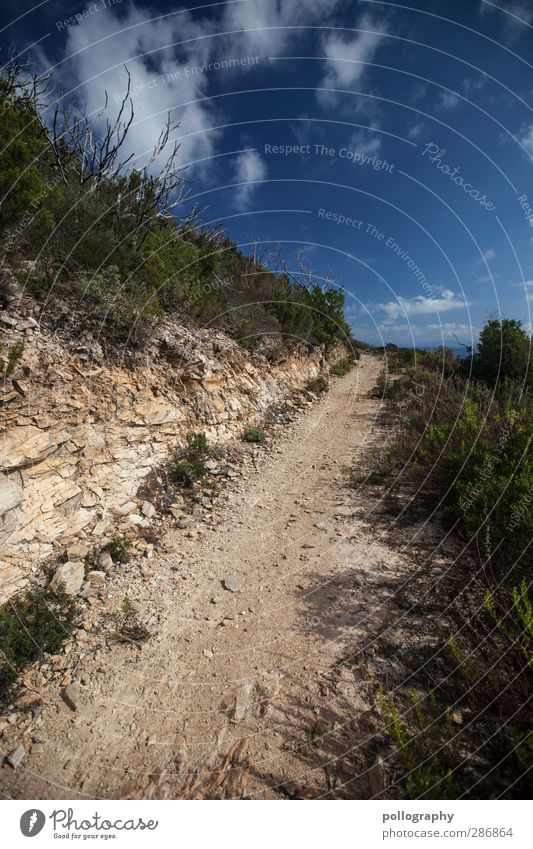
left=462, top=318, right=532, bottom=388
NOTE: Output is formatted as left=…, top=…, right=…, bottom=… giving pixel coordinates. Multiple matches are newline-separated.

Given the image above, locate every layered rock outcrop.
left=1, top=297, right=343, bottom=599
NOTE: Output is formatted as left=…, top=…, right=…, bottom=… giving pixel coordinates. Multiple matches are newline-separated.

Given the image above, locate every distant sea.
left=419, top=345, right=471, bottom=358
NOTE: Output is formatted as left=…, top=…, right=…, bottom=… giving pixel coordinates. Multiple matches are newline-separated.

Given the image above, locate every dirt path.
left=3, top=353, right=416, bottom=800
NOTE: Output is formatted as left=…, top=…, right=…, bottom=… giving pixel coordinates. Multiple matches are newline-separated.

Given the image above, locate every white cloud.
left=374, top=289, right=467, bottom=321
left=462, top=76, right=487, bottom=97
left=223, top=0, right=342, bottom=55
left=349, top=130, right=382, bottom=156
left=482, top=248, right=496, bottom=261
left=437, top=91, right=460, bottom=111
left=520, top=279, right=533, bottom=301
left=45, top=0, right=347, bottom=179
left=232, top=149, right=268, bottom=208
left=53, top=5, right=221, bottom=171
left=519, top=124, right=533, bottom=157
left=479, top=1, right=533, bottom=27
left=408, top=121, right=426, bottom=140
left=317, top=13, right=388, bottom=109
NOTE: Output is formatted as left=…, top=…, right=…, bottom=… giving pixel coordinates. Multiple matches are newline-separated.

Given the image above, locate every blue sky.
left=2, top=0, right=533, bottom=346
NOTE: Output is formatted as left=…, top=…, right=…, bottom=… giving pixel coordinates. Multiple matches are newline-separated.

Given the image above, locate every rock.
left=50, top=561, right=85, bottom=595
left=141, top=501, right=156, bottom=518
left=0, top=473, right=24, bottom=517
left=32, top=731, right=46, bottom=743
left=0, top=312, right=18, bottom=327
left=203, top=649, right=213, bottom=658
left=87, top=570, right=106, bottom=587
left=115, top=501, right=136, bottom=516
left=6, top=743, right=26, bottom=769
left=301, top=543, right=315, bottom=549
left=62, top=682, right=80, bottom=711
left=98, top=551, right=113, bottom=570
left=0, top=425, right=69, bottom=472
left=176, top=517, right=193, bottom=529
left=314, top=522, right=328, bottom=531
left=222, top=576, right=240, bottom=593
left=67, top=543, right=89, bottom=560
left=234, top=682, right=253, bottom=721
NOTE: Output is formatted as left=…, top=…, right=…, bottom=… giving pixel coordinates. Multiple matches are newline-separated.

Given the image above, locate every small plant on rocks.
left=329, top=357, right=355, bottom=377
left=306, top=376, right=328, bottom=395
left=243, top=427, right=266, bottom=444
left=110, top=596, right=150, bottom=644
left=0, top=586, right=78, bottom=706
left=103, top=534, right=132, bottom=564
left=170, top=431, right=210, bottom=487
left=1, top=340, right=24, bottom=377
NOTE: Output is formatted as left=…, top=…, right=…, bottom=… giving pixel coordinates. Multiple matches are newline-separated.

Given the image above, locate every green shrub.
left=381, top=363, right=532, bottom=568
left=0, top=80, right=47, bottom=236
left=486, top=580, right=533, bottom=668
left=27, top=266, right=161, bottom=344
left=185, top=431, right=209, bottom=460
left=330, top=357, right=355, bottom=376
left=306, top=376, right=328, bottom=395
left=378, top=688, right=455, bottom=799
left=170, top=431, right=210, bottom=487
left=103, top=534, right=132, bottom=564
left=0, top=586, right=78, bottom=705
left=1, top=340, right=24, bottom=376
left=110, top=596, right=150, bottom=643
left=243, top=427, right=266, bottom=443
left=371, top=369, right=396, bottom=399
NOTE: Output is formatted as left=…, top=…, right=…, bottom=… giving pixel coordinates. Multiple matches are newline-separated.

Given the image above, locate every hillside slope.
left=1, top=290, right=346, bottom=600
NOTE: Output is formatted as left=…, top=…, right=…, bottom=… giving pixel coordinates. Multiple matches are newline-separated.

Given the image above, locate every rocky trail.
left=1, top=354, right=448, bottom=800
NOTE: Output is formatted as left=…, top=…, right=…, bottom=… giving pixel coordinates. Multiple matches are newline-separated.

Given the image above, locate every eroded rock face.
left=0, top=301, right=345, bottom=600
left=0, top=426, right=70, bottom=472
left=0, top=473, right=24, bottom=517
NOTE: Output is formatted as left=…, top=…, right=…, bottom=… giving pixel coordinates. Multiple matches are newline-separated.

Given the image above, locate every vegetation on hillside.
left=367, top=319, right=532, bottom=798
left=0, top=53, right=351, bottom=352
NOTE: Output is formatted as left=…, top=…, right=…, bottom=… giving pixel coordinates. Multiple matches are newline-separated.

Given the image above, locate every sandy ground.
left=2, top=353, right=423, bottom=800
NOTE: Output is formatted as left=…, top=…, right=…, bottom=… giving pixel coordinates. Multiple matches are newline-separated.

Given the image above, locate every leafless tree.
left=0, top=47, right=51, bottom=104
left=268, top=244, right=336, bottom=292
left=45, top=66, right=134, bottom=187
